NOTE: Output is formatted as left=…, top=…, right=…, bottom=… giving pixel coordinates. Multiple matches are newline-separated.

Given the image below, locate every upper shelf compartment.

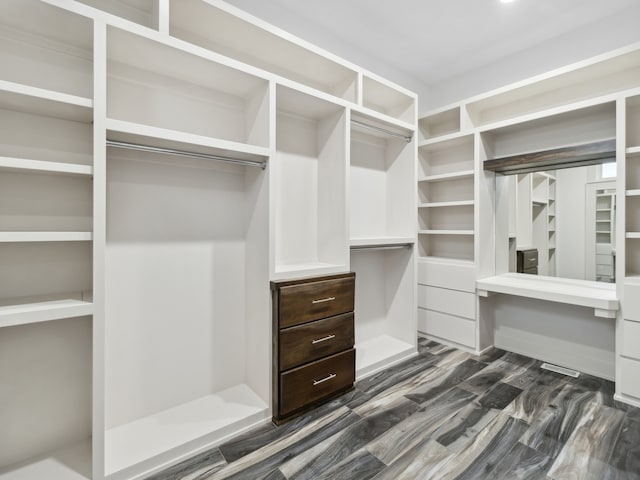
left=362, top=75, right=415, bottom=124
left=169, top=0, right=358, bottom=103
left=419, top=106, right=462, bottom=142
left=466, top=46, right=640, bottom=128
left=0, top=0, right=93, bottom=99
left=75, top=0, right=160, bottom=29
left=107, top=27, right=270, bottom=149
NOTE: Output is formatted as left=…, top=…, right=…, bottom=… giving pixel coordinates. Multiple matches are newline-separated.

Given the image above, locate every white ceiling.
left=226, top=0, right=640, bottom=93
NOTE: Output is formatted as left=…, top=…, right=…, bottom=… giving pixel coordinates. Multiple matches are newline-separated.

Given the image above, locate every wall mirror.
left=502, top=164, right=616, bottom=283
left=483, top=102, right=617, bottom=284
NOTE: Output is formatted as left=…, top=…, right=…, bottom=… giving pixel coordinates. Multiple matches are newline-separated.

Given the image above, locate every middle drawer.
left=418, top=285, right=475, bottom=320
left=280, top=313, right=354, bottom=371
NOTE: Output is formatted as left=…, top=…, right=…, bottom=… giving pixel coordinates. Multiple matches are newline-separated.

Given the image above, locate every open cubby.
left=0, top=108, right=93, bottom=171
left=466, top=49, right=640, bottom=127
left=627, top=239, right=640, bottom=277
left=362, top=75, right=415, bottom=123
left=418, top=107, right=461, bottom=141
left=0, top=171, right=92, bottom=233
left=626, top=195, right=640, bottom=233
left=418, top=233, right=474, bottom=261
left=418, top=204, right=474, bottom=231
left=75, top=0, right=159, bottom=29
left=349, top=123, right=414, bottom=243
left=418, top=134, right=474, bottom=179
left=273, top=86, right=347, bottom=278
left=350, top=247, right=415, bottom=378
left=0, top=242, right=92, bottom=312
left=0, top=0, right=93, bottom=99
left=628, top=95, right=640, bottom=148
left=0, top=318, right=92, bottom=480
left=170, top=0, right=358, bottom=103
left=107, top=27, right=270, bottom=148
left=419, top=177, right=474, bottom=204
left=104, top=149, right=269, bottom=477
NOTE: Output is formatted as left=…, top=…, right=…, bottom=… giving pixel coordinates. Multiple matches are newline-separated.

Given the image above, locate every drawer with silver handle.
left=280, top=312, right=354, bottom=370
left=279, top=348, right=355, bottom=417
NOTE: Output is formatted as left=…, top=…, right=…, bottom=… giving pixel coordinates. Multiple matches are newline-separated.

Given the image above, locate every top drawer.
left=278, top=276, right=355, bottom=328
left=418, top=259, right=475, bottom=292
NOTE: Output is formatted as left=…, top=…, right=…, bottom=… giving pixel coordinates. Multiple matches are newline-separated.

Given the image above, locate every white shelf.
left=0, top=157, right=92, bottom=176
left=0, top=232, right=92, bottom=243
left=419, top=170, right=474, bottom=183
left=0, top=80, right=92, bottom=123
left=419, top=130, right=473, bottom=148
left=356, top=334, right=416, bottom=379
left=477, top=273, right=618, bottom=318
left=624, top=275, right=640, bottom=285
left=532, top=198, right=547, bottom=205
left=419, top=230, right=474, bottom=236
left=105, top=384, right=268, bottom=476
left=627, top=190, right=640, bottom=197
left=626, top=146, right=640, bottom=155
left=0, top=296, right=93, bottom=328
left=106, top=119, right=270, bottom=164
left=0, top=439, right=91, bottom=480
left=350, top=237, right=414, bottom=248
left=626, top=232, right=640, bottom=239
left=418, top=200, right=474, bottom=208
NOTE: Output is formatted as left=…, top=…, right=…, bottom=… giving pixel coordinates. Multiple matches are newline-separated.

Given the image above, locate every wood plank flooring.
left=147, top=338, right=640, bottom=480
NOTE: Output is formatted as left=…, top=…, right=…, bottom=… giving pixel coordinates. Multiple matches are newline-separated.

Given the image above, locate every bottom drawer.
left=280, top=348, right=355, bottom=417
left=418, top=308, right=475, bottom=348
left=620, top=357, right=640, bottom=400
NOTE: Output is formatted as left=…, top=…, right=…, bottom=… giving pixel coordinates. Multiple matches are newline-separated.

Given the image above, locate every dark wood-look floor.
left=147, top=338, right=640, bottom=480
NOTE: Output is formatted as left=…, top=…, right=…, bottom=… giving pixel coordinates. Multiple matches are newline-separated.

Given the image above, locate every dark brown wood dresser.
left=271, top=272, right=356, bottom=424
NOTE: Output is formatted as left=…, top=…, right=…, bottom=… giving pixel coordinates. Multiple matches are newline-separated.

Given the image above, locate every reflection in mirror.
left=506, top=163, right=616, bottom=283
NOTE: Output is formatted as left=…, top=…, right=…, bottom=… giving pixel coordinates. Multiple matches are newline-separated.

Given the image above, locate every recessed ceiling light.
left=500, top=0, right=517, bottom=3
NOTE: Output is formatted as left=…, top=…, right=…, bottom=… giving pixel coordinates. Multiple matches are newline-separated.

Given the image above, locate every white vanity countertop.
left=476, top=273, right=618, bottom=318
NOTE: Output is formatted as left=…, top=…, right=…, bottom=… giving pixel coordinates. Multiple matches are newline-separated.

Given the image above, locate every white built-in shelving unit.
left=622, top=94, right=640, bottom=402
left=0, top=1, right=94, bottom=480
left=415, top=122, right=478, bottom=350
left=0, top=1, right=417, bottom=479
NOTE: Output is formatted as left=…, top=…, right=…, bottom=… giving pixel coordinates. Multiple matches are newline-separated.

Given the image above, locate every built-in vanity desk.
left=477, top=273, right=619, bottom=319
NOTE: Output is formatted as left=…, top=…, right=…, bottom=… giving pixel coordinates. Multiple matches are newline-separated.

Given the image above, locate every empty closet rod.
left=106, top=140, right=267, bottom=169
left=351, top=119, right=413, bottom=143
left=350, top=244, right=412, bottom=251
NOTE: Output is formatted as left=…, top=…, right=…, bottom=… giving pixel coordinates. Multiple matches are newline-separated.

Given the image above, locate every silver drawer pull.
left=313, top=373, right=337, bottom=386
left=312, top=297, right=335, bottom=304
left=311, top=334, right=336, bottom=344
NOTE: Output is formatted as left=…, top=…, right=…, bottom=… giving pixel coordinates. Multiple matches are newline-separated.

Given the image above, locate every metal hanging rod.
left=350, top=243, right=412, bottom=251
left=106, top=140, right=267, bottom=169
left=351, top=119, right=413, bottom=143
